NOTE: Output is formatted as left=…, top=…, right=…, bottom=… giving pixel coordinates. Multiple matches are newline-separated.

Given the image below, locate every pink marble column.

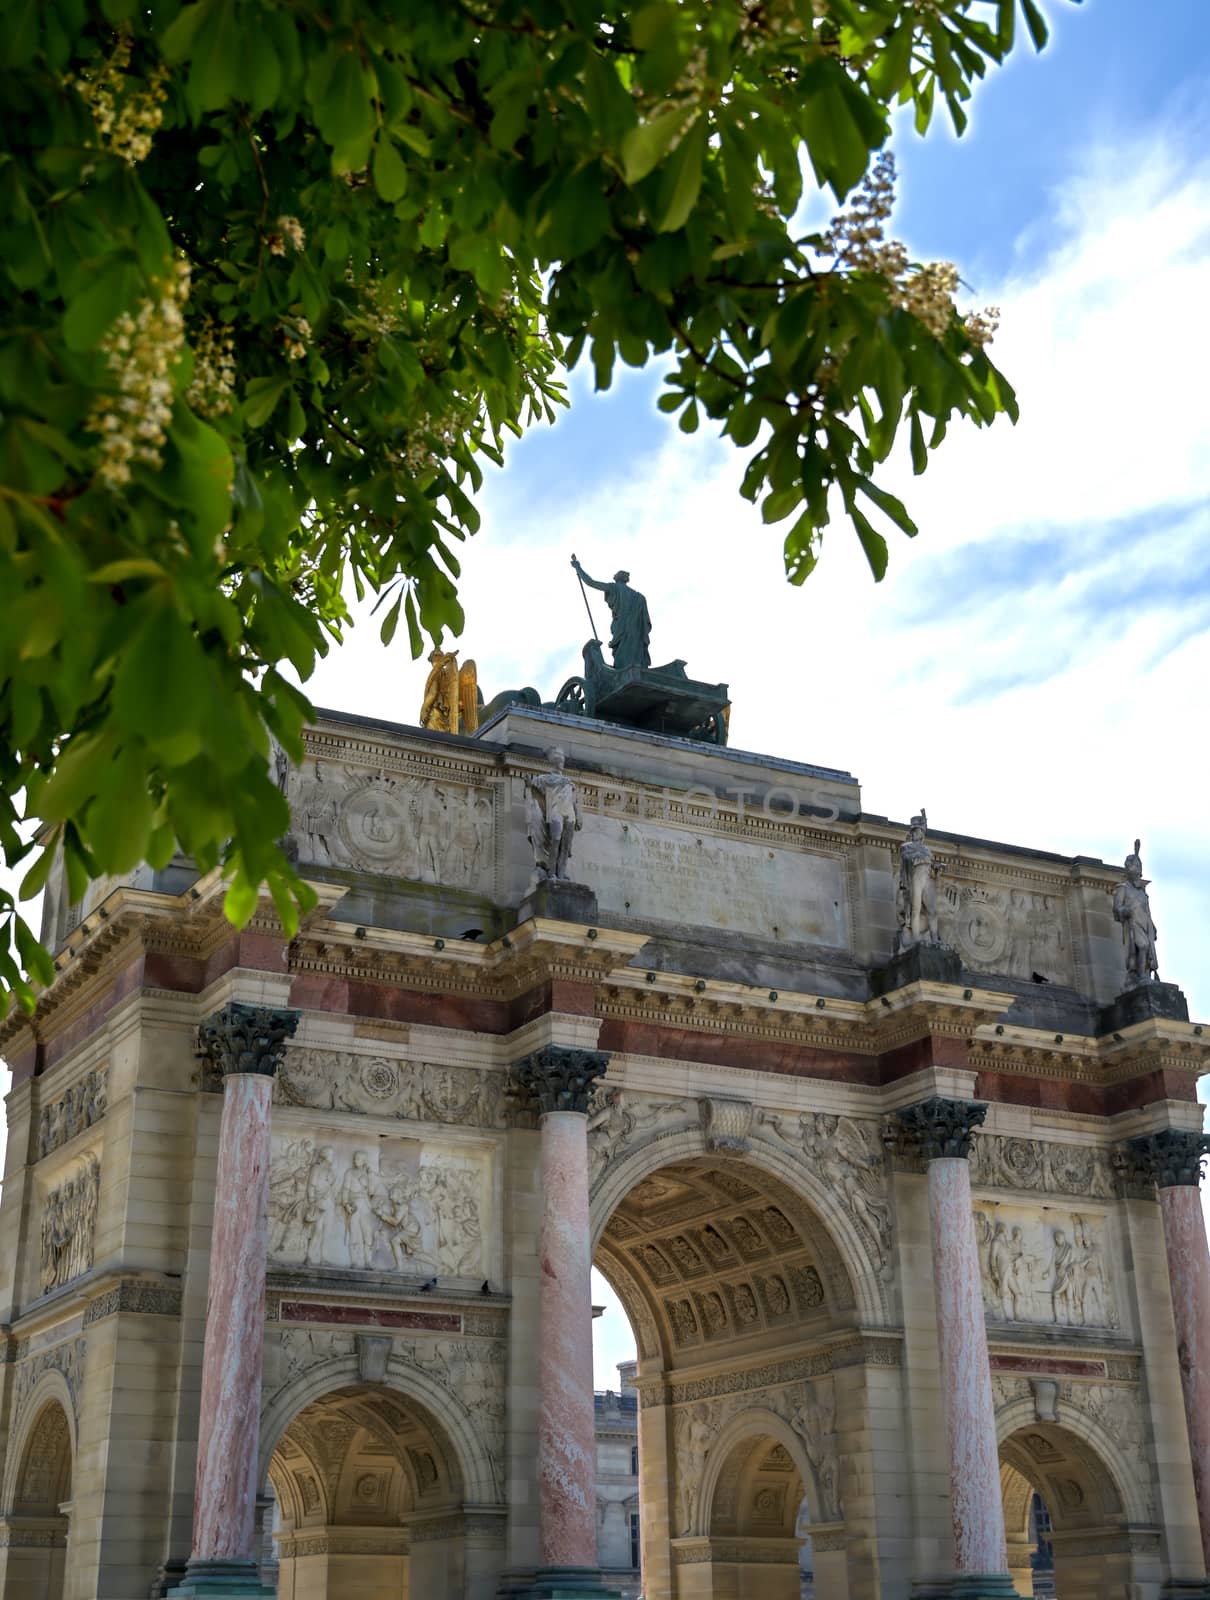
left=171, top=1003, right=297, bottom=1597
left=898, top=1097, right=1014, bottom=1596
left=928, top=1155, right=1009, bottom=1578
left=1132, top=1129, right=1210, bottom=1569
left=515, top=1045, right=611, bottom=1588
left=538, top=1109, right=598, bottom=1566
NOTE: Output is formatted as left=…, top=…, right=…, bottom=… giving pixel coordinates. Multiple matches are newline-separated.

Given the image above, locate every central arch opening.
left=592, top=1148, right=867, bottom=1600
left=267, top=1382, right=465, bottom=1598
left=4, top=1398, right=73, bottom=1600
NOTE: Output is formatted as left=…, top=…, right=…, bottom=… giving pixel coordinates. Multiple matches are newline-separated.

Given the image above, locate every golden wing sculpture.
left=458, top=660, right=479, bottom=734
left=419, top=649, right=479, bottom=734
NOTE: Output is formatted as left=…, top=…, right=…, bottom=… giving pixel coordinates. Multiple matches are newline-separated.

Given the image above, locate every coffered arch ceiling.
left=268, top=1384, right=461, bottom=1532
left=711, top=1433, right=806, bottom=1540
left=595, top=1158, right=853, bottom=1367
left=1000, top=1422, right=1125, bottom=1536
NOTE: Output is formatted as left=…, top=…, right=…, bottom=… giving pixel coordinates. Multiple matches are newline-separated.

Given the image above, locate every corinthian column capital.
left=512, top=1045, right=610, bottom=1116
left=895, top=1095, right=988, bottom=1163
left=1127, top=1129, right=1210, bottom=1190
left=198, top=1002, right=300, bottom=1080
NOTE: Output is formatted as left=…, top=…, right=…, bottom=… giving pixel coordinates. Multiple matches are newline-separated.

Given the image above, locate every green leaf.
left=188, top=0, right=240, bottom=111
left=63, top=258, right=138, bottom=353
left=111, top=604, right=207, bottom=763
left=1019, top=0, right=1050, bottom=51
left=18, top=839, right=58, bottom=901
left=373, top=136, right=409, bottom=203
left=161, top=1, right=210, bottom=64
left=379, top=591, right=402, bottom=645
left=621, top=104, right=695, bottom=184
left=655, top=115, right=706, bottom=233
left=88, top=746, right=154, bottom=874
left=243, top=376, right=290, bottom=428
left=857, top=478, right=919, bottom=538
left=851, top=506, right=889, bottom=580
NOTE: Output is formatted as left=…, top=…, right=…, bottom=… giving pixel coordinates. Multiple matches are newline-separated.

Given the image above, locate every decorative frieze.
left=37, top=1067, right=107, bottom=1159
left=198, top=1002, right=300, bottom=1080
left=39, top=1154, right=100, bottom=1293
left=512, top=1044, right=609, bottom=1116
left=968, top=1134, right=1117, bottom=1199
left=276, top=1050, right=507, bottom=1128
left=83, top=1281, right=182, bottom=1324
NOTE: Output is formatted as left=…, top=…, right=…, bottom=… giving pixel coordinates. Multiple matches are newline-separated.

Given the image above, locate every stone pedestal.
left=897, top=1099, right=1014, bottom=1600
left=1099, top=980, right=1189, bottom=1032
left=510, top=1046, right=620, bottom=1600
left=170, top=1004, right=298, bottom=1599
left=518, top=879, right=600, bottom=927
left=1131, top=1130, right=1210, bottom=1570
left=872, top=942, right=963, bottom=995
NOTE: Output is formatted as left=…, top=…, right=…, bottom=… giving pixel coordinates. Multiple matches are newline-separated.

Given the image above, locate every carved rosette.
left=1125, top=1129, right=1210, bottom=1191
left=511, top=1044, right=610, bottom=1116
left=895, top=1096, right=988, bottom=1162
left=198, top=1002, right=300, bottom=1080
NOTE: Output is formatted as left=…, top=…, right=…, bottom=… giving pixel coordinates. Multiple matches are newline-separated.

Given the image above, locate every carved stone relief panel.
left=268, top=1132, right=491, bottom=1279
left=969, top=1136, right=1117, bottom=1200
left=670, top=1373, right=842, bottom=1537
left=587, top=1088, right=697, bottom=1190
left=13, top=1337, right=87, bottom=1427
left=974, top=1203, right=1118, bottom=1330
left=755, top=1109, right=892, bottom=1275
left=276, top=1051, right=506, bottom=1129
left=38, top=1067, right=108, bottom=1160
left=39, top=1153, right=101, bottom=1294
left=287, top=758, right=494, bottom=891
left=937, top=877, right=1073, bottom=984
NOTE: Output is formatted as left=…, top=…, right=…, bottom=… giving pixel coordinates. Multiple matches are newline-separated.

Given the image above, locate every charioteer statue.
left=473, top=554, right=730, bottom=743
left=570, top=555, right=651, bottom=670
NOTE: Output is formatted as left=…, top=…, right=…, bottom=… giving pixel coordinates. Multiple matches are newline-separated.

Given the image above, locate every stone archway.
left=265, top=1381, right=483, bottom=1599
left=999, top=1420, right=1147, bottom=1599
left=0, top=1393, right=74, bottom=1600
left=592, top=1149, right=874, bottom=1600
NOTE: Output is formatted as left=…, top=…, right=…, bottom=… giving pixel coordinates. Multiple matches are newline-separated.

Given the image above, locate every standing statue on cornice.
left=895, top=809, right=940, bottom=952
left=571, top=554, right=651, bottom=670
left=1112, top=838, right=1159, bottom=985
left=525, top=748, right=582, bottom=885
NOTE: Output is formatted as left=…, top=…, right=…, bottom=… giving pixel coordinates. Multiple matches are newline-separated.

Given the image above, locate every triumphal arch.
left=2, top=597, right=1209, bottom=1600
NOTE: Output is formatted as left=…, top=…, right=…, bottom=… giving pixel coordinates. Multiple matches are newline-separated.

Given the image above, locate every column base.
left=166, top=1558, right=274, bottom=1596
left=911, top=1578, right=1021, bottom=1600
left=1160, top=1584, right=1210, bottom=1600
left=496, top=1567, right=623, bottom=1598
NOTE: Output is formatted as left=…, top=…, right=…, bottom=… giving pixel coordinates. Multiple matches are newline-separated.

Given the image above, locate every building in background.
left=595, top=1360, right=641, bottom=1597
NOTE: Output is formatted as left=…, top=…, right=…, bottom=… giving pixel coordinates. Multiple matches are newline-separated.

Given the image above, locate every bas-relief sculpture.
left=39, top=1153, right=100, bottom=1293
left=757, top=1110, right=892, bottom=1274
left=288, top=759, right=494, bottom=887
left=37, top=1066, right=107, bottom=1159
left=275, top=1050, right=506, bottom=1128
left=671, top=1375, right=842, bottom=1536
left=268, top=1135, right=487, bottom=1278
left=1112, top=838, right=1159, bottom=985
left=968, top=1135, right=1117, bottom=1200
left=938, top=880, right=1073, bottom=984
left=587, top=1087, right=696, bottom=1187
left=524, top=747, right=582, bottom=885
left=974, top=1204, right=1117, bottom=1330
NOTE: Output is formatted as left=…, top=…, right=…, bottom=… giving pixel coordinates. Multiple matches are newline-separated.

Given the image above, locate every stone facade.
left=595, top=1362, right=641, bottom=1597
left=0, top=703, right=1207, bottom=1600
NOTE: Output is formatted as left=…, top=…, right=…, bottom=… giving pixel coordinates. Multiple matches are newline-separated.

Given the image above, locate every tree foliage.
left=0, top=0, right=1063, bottom=1013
